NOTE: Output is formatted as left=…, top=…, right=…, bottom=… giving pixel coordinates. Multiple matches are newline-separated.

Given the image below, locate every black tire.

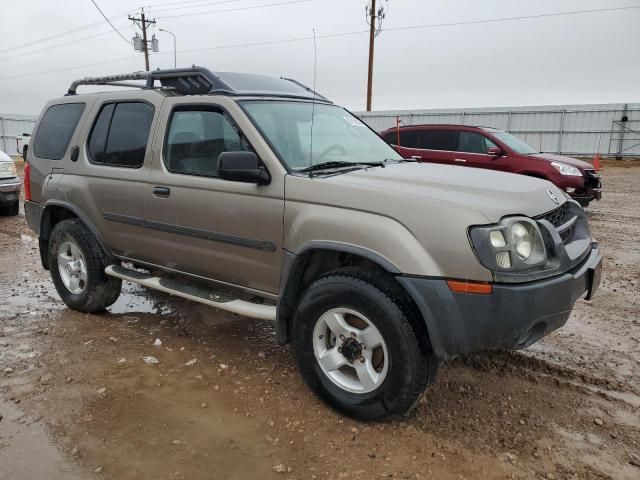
left=291, top=269, right=437, bottom=420
left=0, top=201, right=19, bottom=216
left=49, top=218, right=121, bottom=313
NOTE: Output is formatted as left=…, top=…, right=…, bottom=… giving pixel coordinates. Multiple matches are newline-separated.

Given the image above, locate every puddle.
left=107, top=283, right=172, bottom=316
left=0, top=396, right=92, bottom=480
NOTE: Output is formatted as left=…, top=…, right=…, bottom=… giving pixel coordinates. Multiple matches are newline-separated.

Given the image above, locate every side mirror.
left=218, top=151, right=270, bottom=185
left=487, top=147, right=503, bottom=156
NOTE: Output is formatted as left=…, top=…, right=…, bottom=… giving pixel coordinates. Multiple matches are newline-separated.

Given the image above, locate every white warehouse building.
left=0, top=113, right=37, bottom=156
left=357, top=103, right=640, bottom=158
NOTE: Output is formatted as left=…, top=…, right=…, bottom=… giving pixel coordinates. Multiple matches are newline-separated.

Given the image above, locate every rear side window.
left=164, top=109, right=250, bottom=178
left=458, top=131, right=497, bottom=154
left=419, top=130, right=458, bottom=151
left=398, top=130, right=420, bottom=148
left=88, top=102, right=154, bottom=168
left=32, top=103, right=85, bottom=160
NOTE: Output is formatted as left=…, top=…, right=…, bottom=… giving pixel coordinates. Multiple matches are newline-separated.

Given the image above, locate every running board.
left=105, top=265, right=276, bottom=321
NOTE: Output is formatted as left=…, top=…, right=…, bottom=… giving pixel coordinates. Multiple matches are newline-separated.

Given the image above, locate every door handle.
left=70, top=146, right=79, bottom=162
left=454, top=158, right=467, bottom=163
left=153, top=186, right=171, bottom=198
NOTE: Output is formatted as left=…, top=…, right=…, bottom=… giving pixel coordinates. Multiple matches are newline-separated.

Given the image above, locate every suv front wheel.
left=292, top=269, right=437, bottom=420
left=49, top=219, right=121, bottom=313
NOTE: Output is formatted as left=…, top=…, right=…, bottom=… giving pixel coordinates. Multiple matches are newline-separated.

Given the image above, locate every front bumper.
left=549, top=171, right=602, bottom=203
left=0, top=178, right=21, bottom=205
left=398, top=243, right=602, bottom=360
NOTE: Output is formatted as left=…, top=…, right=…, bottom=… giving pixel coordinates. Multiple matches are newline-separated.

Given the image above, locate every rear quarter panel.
left=27, top=97, right=96, bottom=205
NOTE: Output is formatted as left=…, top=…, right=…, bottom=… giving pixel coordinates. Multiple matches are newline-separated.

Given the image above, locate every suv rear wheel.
left=292, top=269, right=437, bottom=420
left=49, top=219, right=121, bottom=312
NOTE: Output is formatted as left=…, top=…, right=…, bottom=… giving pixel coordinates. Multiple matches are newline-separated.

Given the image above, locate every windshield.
left=240, top=101, right=402, bottom=171
left=492, top=131, right=539, bottom=155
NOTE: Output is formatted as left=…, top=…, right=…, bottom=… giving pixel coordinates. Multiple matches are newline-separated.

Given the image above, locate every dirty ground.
left=1, top=164, right=638, bottom=480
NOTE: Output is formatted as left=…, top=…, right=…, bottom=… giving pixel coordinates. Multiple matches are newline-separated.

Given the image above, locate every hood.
left=529, top=153, right=594, bottom=170
left=324, top=162, right=565, bottom=223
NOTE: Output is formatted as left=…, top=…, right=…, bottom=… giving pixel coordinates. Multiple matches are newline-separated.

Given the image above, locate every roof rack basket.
left=66, top=66, right=233, bottom=96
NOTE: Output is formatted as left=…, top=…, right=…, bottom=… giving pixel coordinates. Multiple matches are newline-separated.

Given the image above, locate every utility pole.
left=129, top=9, right=157, bottom=71
left=365, top=1, right=386, bottom=111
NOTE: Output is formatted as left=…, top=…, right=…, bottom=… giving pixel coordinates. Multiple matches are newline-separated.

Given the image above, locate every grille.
left=535, top=203, right=575, bottom=243
left=536, top=202, right=571, bottom=228
left=583, top=169, right=601, bottom=189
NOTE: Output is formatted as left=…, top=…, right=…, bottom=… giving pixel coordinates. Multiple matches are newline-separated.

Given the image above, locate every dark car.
left=380, top=125, right=602, bottom=206
left=0, top=150, right=21, bottom=216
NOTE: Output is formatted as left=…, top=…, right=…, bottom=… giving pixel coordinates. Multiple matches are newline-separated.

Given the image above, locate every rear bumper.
left=398, top=243, right=602, bottom=360
left=0, top=178, right=21, bottom=204
left=24, top=200, right=43, bottom=234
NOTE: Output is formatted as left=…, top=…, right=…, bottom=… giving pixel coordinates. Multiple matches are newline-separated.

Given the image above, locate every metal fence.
left=4, top=104, right=640, bottom=158
left=0, top=114, right=37, bottom=156
left=357, top=103, right=640, bottom=158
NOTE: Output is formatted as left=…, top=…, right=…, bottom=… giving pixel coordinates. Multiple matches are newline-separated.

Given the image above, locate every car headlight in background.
left=0, top=161, right=17, bottom=179
left=551, top=161, right=582, bottom=177
left=469, top=217, right=547, bottom=272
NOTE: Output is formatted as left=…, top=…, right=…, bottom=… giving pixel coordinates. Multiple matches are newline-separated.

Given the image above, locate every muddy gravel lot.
left=1, top=164, right=639, bottom=480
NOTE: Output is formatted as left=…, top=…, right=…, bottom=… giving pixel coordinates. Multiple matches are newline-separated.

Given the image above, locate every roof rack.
left=66, top=66, right=331, bottom=103
left=66, top=66, right=230, bottom=96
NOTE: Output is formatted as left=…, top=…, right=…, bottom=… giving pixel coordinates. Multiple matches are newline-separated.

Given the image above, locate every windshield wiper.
left=298, top=160, right=384, bottom=174
left=385, top=157, right=418, bottom=163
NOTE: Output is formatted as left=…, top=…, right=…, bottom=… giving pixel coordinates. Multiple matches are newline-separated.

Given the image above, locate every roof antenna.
left=309, top=28, right=318, bottom=169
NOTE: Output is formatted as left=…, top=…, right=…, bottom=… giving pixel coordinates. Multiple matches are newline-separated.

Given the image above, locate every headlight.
left=0, top=161, right=17, bottom=178
left=551, top=161, right=582, bottom=177
left=469, top=217, right=547, bottom=272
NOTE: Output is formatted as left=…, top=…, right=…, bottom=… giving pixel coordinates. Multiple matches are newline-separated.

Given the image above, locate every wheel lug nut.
left=359, top=357, right=365, bottom=363
left=338, top=347, right=342, bottom=353
left=339, top=335, right=345, bottom=341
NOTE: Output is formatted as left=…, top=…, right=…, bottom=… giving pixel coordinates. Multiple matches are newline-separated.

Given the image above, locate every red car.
left=380, top=125, right=602, bottom=206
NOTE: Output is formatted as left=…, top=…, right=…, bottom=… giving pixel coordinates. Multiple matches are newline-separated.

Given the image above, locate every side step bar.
left=105, top=265, right=276, bottom=321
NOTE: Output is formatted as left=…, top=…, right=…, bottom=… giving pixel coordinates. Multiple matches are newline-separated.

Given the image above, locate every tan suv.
left=24, top=67, right=602, bottom=420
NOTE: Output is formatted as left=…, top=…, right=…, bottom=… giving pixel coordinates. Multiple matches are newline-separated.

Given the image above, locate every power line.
left=89, top=0, right=132, bottom=44
left=150, top=0, right=246, bottom=14
left=0, top=55, right=140, bottom=82
left=147, top=0, right=242, bottom=9
left=383, top=5, right=640, bottom=33
left=173, top=4, right=640, bottom=55
left=1, top=4, right=637, bottom=82
left=0, top=0, right=302, bottom=55
left=0, top=25, right=134, bottom=62
left=159, top=0, right=311, bottom=19
left=0, top=9, right=135, bottom=55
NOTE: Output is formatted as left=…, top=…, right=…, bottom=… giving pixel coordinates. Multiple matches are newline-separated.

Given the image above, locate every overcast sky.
left=1, top=0, right=639, bottom=115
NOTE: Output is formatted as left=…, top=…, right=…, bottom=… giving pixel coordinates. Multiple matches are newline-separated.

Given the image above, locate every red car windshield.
left=492, top=132, right=539, bottom=155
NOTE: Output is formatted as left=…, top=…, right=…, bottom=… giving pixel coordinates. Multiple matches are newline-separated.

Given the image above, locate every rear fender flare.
left=41, top=200, right=112, bottom=257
